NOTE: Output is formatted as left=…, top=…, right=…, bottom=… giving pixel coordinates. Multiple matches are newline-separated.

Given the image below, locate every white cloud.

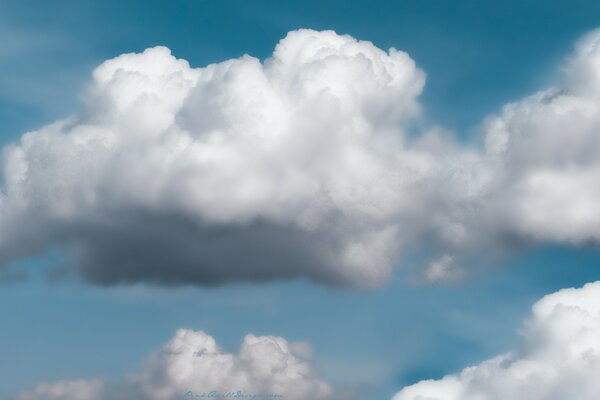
left=17, top=329, right=337, bottom=400
left=0, top=29, right=433, bottom=287
left=412, top=27, right=600, bottom=274
left=2, top=28, right=600, bottom=287
left=481, top=32, right=600, bottom=244
left=393, top=281, right=600, bottom=400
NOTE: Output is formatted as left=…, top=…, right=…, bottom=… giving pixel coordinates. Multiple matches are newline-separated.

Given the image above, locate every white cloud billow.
left=393, top=280, right=600, bottom=400
left=477, top=30, right=600, bottom=246
left=2, top=28, right=600, bottom=286
left=18, top=329, right=335, bottom=400
left=0, top=29, right=430, bottom=287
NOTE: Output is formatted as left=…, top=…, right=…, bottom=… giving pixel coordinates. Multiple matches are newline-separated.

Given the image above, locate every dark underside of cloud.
left=68, top=212, right=350, bottom=287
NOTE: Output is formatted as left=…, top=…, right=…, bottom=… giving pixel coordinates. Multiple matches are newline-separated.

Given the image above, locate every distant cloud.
left=17, top=329, right=339, bottom=400
left=2, top=28, right=600, bottom=287
left=393, top=280, right=600, bottom=400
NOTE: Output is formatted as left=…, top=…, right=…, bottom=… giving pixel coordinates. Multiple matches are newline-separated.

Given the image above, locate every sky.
left=2, top=1, right=600, bottom=400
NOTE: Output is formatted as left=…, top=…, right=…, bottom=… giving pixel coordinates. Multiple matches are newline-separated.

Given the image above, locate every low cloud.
left=393, top=280, right=600, bottom=400
left=2, top=28, right=600, bottom=287
left=18, top=329, right=338, bottom=400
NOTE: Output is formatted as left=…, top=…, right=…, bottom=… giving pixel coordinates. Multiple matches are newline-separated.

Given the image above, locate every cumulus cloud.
left=17, top=329, right=337, bottom=400
left=0, top=29, right=432, bottom=287
left=393, top=280, right=600, bottom=400
left=2, top=28, right=600, bottom=287
left=480, top=31, right=600, bottom=245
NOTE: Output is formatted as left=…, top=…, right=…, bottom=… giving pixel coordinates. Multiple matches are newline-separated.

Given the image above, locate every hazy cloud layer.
left=18, top=329, right=337, bottom=400
left=393, top=280, right=600, bottom=400
left=2, top=28, right=600, bottom=286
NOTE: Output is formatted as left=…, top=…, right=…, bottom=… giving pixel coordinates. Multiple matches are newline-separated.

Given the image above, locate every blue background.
left=2, top=1, right=600, bottom=398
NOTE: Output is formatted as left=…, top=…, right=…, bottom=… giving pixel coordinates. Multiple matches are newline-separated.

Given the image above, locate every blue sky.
left=2, top=1, right=600, bottom=399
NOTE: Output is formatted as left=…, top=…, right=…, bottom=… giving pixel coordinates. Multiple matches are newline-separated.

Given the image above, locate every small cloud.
left=18, top=329, right=340, bottom=400
left=423, top=255, right=464, bottom=283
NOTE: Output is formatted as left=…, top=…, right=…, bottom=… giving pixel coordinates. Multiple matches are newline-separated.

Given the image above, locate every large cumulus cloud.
left=393, top=280, right=600, bottom=400
left=18, top=329, right=337, bottom=400
left=0, top=29, right=432, bottom=287
left=2, top=28, right=600, bottom=287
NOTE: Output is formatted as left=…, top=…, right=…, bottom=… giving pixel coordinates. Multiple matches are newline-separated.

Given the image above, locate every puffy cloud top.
left=393, top=281, right=600, bottom=400
left=18, top=329, right=335, bottom=400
